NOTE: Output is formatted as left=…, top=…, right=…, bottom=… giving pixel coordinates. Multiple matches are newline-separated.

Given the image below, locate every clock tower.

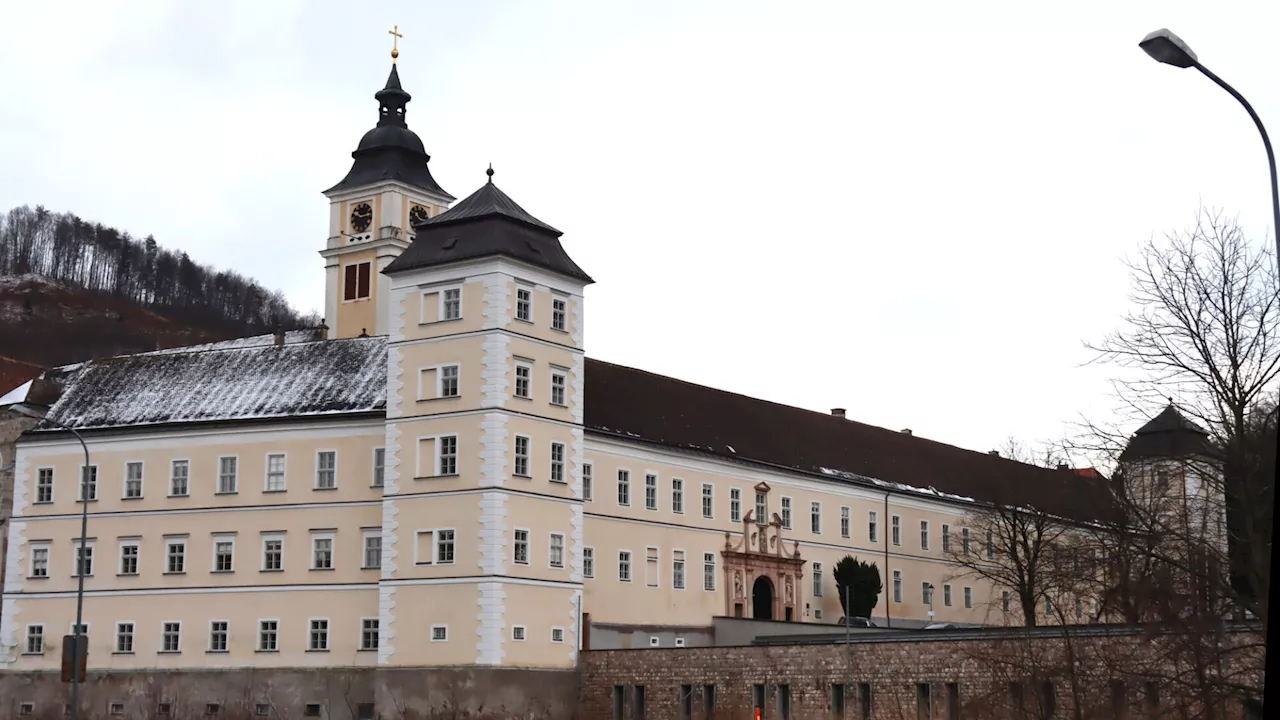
left=322, top=52, right=454, bottom=339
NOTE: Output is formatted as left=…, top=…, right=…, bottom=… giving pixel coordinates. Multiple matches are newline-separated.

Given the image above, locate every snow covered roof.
left=36, top=334, right=385, bottom=431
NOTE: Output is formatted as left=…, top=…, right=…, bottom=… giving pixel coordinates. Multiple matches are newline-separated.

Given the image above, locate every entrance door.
left=752, top=576, right=774, bottom=620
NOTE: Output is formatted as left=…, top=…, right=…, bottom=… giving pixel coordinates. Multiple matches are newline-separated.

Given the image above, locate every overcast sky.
left=2, top=1, right=1277, bottom=460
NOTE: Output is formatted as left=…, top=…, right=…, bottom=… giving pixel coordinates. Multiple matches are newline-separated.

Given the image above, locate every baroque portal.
left=722, top=482, right=806, bottom=621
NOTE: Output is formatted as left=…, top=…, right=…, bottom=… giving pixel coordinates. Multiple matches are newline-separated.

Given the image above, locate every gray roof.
left=36, top=334, right=386, bottom=432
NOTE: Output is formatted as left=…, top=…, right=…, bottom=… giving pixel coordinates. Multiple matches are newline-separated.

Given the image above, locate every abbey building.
left=0, top=55, right=1194, bottom=684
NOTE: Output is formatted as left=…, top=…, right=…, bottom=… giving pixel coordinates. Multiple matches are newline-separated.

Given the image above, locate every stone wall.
left=0, top=666, right=579, bottom=720
left=579, top=625, right=1265, bottom=720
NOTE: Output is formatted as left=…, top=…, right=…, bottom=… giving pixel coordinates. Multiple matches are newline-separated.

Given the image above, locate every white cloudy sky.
left=2, top=1, right=1276, bottom=459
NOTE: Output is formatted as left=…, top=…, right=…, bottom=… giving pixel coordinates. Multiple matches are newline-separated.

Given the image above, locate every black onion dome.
left=325, top=64, right=453, bottom=199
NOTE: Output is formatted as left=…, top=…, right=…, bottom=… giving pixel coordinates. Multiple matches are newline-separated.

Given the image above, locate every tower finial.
left=486, top=163, right=494, bottom=183
left=388, top=24, right=403, bottom=63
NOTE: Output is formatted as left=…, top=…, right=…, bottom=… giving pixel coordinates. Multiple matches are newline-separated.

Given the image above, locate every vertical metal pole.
left=883, top=493, right=891, bottom=629
left=575, top=592, right=583, bottom=704
left=68, top=428, right=90, bottom=720
left=845, top=591, right=852, bottom=718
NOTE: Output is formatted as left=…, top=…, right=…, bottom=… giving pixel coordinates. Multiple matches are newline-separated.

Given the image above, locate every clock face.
left=350, top=203, right=373, bottom=233
left=409, top=204, right=430, bottom=225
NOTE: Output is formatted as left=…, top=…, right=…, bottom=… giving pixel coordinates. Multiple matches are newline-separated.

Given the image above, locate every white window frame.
left=617, top=469, right=631, bottom=507
left=118, top=539, right=140, bottom=576
left=671, top=478, right=684, bottom=514
left=208, top=620, right=229, bottom=652
left=551, top=296, right=567, bottom=331
left=311, top=532, right=335, bottom=570
left=961, top=527, right=972, bottom=555
left=78, top=464, right=98, bottom=502
left=703, top=552, right=716, bottom=591
left=730, top=488, right=741, bottom=522
left=549, top=442, right=566, bottom=483
left=372, top=447, right=386, bottom=488
left=549, top=532, right=565, bottom=569
left=28, top=541, right=50, bottom=578
left=261, top=533, right=285, bottom=572
left=551, top=627, right=565, bottom=643
left=123, top=461, right=144, bottom=499
left=701, top=483, right=714, bottom=519
left=550, top=370, right=567, bottom=406
left=511, top=625, right=527, bottom=641
left=942, top=524, right=951, bottom=553
left=73, top=539, right=96, bottom=577
left=436, top=527, right=456, bottom=564
left=314, top=450, right=337, bottom=490
left=216, top=455, right=238, bottom=494
left=168, top=459, right=189, bottom=498
left=362, top=529, right=383, bottom=570
left=920, top=520, right=930, bottom=551
left=513, top=528, right=530, bottom=565
left=964, top=586, right=974, bottom=609
left=438, top=435, right=458, bottom=476
left=439, top=286, right=462, bottom=321
left=308, top=618, right=330, bottom=652
left=869, top=511, right=879, bottom=543
left=840, top=506, right=850, bottom=538
left=24, top=624, right=44, bottom=654
left=515, top=285, right=533, bottom=322
left=264, top=453, right=287, bottom=492
left=893, top=570, right=903, bottom=603
left=645, top=546, right=660, bottom=588
left=618, top=550, right=632, bottom=582
left=360, top=617, right=379, bottom=651
left=780, top=496, right=792, bottom=529
left=212, top=534, right=235, bottom=573
left=644, top=473, right=658, bottom=511
left=513, top=435, right=531, bottom=477
left=431, top=624, right=449, bottom=642
left=164, top=537, right=187, bottom=574
left=891, top=515, right=902, bottom=546
left=582, top=462, right=593, bottom=501
left=258, top=619, right=280, bottom=651
left=35, top=467, right=54, bottom=503
left=943, top=584, right=953, bottom=607
left=810, top=501, right=822, bottom=534
left=160, top=620, right=182, bottom=653
left=514, top=361, right=532, bottom=399
left=439, top=364, right=460, bottom=398
left=672, top=549, right=686, bottom=590
left=583, top=546, right=595, bottom=578
left=812, top=561, right=823, bottom=597
left=115, top=621, right=135, bottom=654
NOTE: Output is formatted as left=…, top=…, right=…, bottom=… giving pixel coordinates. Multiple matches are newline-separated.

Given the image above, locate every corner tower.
left=378, top=167, right=592, bottom=670
left=322, top=53, right=455, bottom=339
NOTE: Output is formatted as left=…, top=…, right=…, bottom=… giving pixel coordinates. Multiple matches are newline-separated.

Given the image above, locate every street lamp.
left=9, top=402, right=91, bottom=720
left=1139, top=28, right=1280, bottom=267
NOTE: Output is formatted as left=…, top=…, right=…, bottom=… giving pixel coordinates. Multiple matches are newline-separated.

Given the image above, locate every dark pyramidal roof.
left=1119, top=403, right=1213, bottom=461
left=325, top=64, right=453, bottom=199
left=384, top=168, right=592, bottom=282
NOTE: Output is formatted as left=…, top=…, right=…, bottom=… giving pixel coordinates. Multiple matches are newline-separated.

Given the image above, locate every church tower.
left=322, top=48, right=455, bottom=339
left=378, top=166, right=593, bottom=669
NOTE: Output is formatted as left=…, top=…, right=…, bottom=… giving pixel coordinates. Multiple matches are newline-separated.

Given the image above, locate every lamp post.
left=9, top=403, right=91, bottom=720
left=1139, top=28, right=1280, bottom=268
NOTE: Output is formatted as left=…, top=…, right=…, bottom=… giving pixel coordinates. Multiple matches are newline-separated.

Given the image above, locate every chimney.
left=989, top=450, right=1000, bottom=457
left=314, top=319, right=329, bottom=342
left=831, top=408, right=846, bottom=419
left=900, top=428, right=913, bottom=436
left=1056, top=463, right=1069, bottom=471
left=273, top=327, right=285, bottom=347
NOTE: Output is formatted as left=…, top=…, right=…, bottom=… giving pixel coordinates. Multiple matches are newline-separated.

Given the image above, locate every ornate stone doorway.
left=752, top=576, right=775, bottom=620
left=722, top=482, right=806, bottom=621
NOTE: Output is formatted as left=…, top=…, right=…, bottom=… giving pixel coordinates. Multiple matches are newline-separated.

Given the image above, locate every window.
left=36, top=467, right=53, bottom=503
left=583, top=547, right=595, bottom=578
left=363, top=532, right=382, bottom=569
left=780, top=497, right=792, bottom=529
left=431, top=625, right=448, bottom=641
left=343, top=262, right=372, bottom=301
left=373, top=448, right=385, bottom=487
left=550, top=533, right=565, bottom=568
left=265, top=453, right=286, bottom=491
left=512, top=625, right=526, bottom=641
left=1002, top=591, right=1011, bottom=612
left=869, top=511, right=879, bottom=542
left=255, top=704, right=272, bottom=717
left=74, top=542, right=94, bottom=577
left=811, top=502, right=822, bottom=534
left=617, top=470, right=631, bottom=506
left=961, top=527, right=971, bottom=555
left=78, top=465, right=98, bottom=501
left=549, top=443, right=566, bottom=482
left=672, top=550, right=685, bottom=589
left=778, top=684, right=791, bottom=720
left=312, top=535, right=334, bottom=569
left=893, top=570, right=902, bottom=603
left=703, top=553, right=716, bottom=591
left=891, top=515, right=901, bottom=545
left=920, top=520, right=930, bottom=550
left=514, top=436, right=530, bottom=477
left=552, top=298, right=567, bottom=330
left=671, top=478, right=684, bottom=513
left=942, top=524, right=951, bottom=553
left=618, top=551, right=632, bottom=581
left=309, top=619, right=329, bottom=651
left=943, top=584, right=953, bottom=606
left=965, top=586, right=973, bottom=609
left=258, top=620, right=279, bottom=651
left=361, top=619, right=379, bottom=651
left=922, top=582, right=933, bottom=604
left=1045, top=597, right=1054, bottom=617
left=25, top=625, right=44, bottom=654
left=551, top=372, right=566, bottom=405
left=438, top=435, right=458, bottom=475
left=437, top=529, right=455, bottom=564
left=213, top=538, right=234, bottom=572
left=755, top=492, right=768, bottom=524
left=730, top=488, right=741, bottom=522
left=304, top=705, right=321, bottom=718
left=118, top=542, right=139, bottom=575
left=986, top=530, right=996, bottom=560
left=169, top=460, right=188, bottom=497
left=646, top=547, right=659, bottom=587
left=161, top=622, right=181, bottom=653
left=516, top=287, right=532, bottom=321
left=440, top=365, right=459, bottom=397
left=442, top=288, right=461, bottom=320
left=125, top=462, right=143, bottom=498
left=831, top=685, right=847, bottom=719
left=209, top=621, right=228, bottom=652
left=841, top=506, right=850, bottom=538
left=513, top=529, right=529, bottom=564
left=262, top=536, right=283, bottom=571
left=514, top=363, right=531, bottom=398
left=644, top=473, right=658, bottom=510
left=583, top=463, right=593, bottom=500
left=701, top=484, right=713, bottom=518
left=551, top=627, right=565, bottom=643
left=29, top=544, right=49, bottom=578
left=316, top=451, right=336, bottom=489
left=813, top=562, right=823, bottom=597
left=116, top=622, right=134, bottom=653
left=166, top=539, right=186, bottom=573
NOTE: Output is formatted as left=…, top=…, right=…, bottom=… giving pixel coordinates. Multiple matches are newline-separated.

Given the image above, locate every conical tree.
left=834, top=555, right=882, bottom=619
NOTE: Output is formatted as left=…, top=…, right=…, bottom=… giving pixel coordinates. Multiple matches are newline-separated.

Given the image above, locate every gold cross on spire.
left=388, top=25, right=403, bottom=63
